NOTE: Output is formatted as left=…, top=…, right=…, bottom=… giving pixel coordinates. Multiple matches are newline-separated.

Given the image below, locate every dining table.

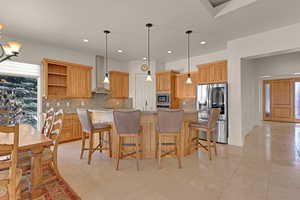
left=0, top=124, right=52, bottom=198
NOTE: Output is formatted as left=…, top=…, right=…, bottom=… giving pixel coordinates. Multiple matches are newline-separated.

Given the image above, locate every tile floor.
left=58, top=122, right=300, bottom=200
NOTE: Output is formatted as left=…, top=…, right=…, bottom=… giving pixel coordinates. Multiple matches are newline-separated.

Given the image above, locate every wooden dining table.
left=0, top=124, right=52, bottom=198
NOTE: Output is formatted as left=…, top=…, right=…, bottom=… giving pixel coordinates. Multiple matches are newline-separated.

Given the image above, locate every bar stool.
left=189, top=108, right=220, bottom=160
left=156, top=109, right=184, bottom=169
left=113, top=110, right=142, bottom=171
left=77, top=109, right=112, bottom=165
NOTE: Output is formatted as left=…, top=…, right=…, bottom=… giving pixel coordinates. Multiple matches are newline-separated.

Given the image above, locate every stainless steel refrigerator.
left=196, top=83, right=228, bottom=144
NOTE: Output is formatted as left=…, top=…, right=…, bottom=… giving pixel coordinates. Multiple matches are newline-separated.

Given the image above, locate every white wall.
left=165, top=50, right=228, bottom=72
left=2, top=36, right=128, bottom=89
left=228, top=22, right=300, bottom=146
left=241, top=59, right=260, bottom=139
left=254, top=51, right=300, bottom=77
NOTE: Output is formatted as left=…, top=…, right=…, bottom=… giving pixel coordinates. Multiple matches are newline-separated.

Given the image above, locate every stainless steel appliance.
left=196, top=83, right=228, bottom=144
left=156, top=93, right=171, bottom=108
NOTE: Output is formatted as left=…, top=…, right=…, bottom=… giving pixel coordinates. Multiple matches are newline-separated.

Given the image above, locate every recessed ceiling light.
left=143, top=57, right=147, bottom=60
left=167, top=50, right=172, bottom=54
left=200, top=41, right=207, bottom=45
left=117, top=49, right=123, bottom=53
left=83, top=39, right=89, bottom=42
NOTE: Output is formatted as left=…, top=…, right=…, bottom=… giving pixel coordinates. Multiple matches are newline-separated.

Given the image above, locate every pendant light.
left=146, top=23, right=152, bottom=82
left=103, top=30, right=110, bottom=84
left=186, top=30, right=192, bottom=84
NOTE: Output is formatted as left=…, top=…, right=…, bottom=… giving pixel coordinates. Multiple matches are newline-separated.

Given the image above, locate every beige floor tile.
left=56, top=122, right=300, bottom=200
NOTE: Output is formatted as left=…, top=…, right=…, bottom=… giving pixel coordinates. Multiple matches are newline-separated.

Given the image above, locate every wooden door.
left=263, top=79, right=294, bottom=122
left=271, top=79, right=294, bottom=122
left=210, top=61, right=227, bottom=82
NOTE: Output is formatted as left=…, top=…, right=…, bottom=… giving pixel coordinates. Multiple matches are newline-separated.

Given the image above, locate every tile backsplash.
left=179, top=99, right=196, bottom=111
left=42, top=93, right=132, bottom=113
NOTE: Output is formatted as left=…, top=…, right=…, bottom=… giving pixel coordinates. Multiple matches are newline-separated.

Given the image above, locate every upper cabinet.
left=197, top=60, right=227, bottom=83
left=175, top=71, right=198, bottom=99
left=156, top=71, right=174, bottom=92
left=109, top=71, right=129, bottom=98
left=155, top=70, right=179, bottom=108
left=42, top=59, right=92, bottom=99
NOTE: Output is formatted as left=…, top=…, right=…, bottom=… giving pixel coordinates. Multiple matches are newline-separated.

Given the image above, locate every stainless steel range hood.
left=93, top=55, right=110, bottom=94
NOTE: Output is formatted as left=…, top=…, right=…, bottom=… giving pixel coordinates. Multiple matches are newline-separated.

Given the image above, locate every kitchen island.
left=90, top=110, right=197, bottom=159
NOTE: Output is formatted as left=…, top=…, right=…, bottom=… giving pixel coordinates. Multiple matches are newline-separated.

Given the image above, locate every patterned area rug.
left=21, top=169, right=81, bottom=200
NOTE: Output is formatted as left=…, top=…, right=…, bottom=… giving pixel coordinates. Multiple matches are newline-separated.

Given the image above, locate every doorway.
left=134, top=73, right=155, bottom=111
left=263, top=78, right=300, bottom=122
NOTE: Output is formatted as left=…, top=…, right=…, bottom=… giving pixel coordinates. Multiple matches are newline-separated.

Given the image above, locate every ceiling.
left=1, top=0, right=300, bottom=62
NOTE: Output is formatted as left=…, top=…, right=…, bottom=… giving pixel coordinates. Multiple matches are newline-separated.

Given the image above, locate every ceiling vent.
left=208, top=0, right=231, bottom=7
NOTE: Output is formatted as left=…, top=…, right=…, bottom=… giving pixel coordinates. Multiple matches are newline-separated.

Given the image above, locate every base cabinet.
left=59, top=114, right=82, bottom=143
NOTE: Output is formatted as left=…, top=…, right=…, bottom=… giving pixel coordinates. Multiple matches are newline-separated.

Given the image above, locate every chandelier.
left=0, top=24, right=22, bottom=63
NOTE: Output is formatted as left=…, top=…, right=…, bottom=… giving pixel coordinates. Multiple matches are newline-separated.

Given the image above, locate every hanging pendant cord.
left=105, top=32, right=108, bottom=74
left=188, top=32, right=190, bottom=75
left=147, top=25, right=150, bottom=69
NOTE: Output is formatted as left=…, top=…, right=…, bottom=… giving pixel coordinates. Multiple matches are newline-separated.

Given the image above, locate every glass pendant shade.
left=8, top=42, right=21, bottom=53
left=3, top=45, right=13, bottom=55
left=146, top=71, right=152, bottom=82
left=186, top=74, right=192, bottom=84
left=103, top=73, right=109, bottom=83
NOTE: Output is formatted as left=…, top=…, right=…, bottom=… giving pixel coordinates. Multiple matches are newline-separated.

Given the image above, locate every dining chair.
left=113, top=110, right=142, bottom=171
left=156, top=109, right=184, bottom=169
left=77, top=109, right=112, bottom=165
left=17, top=107, right=55, bottom=173
left=41, top=109, right=64, bottom=184
left=189, top=108, right=221, bottom=160
left=41, top=107, right=55, bottom=137
left=0, top=124, right=22, bottom=200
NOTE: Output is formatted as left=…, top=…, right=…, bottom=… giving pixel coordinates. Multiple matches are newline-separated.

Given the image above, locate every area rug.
left=21, top=169, right=81, bottom=200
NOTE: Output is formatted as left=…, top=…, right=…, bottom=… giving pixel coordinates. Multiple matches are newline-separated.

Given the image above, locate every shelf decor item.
left=0, top=89, right=24, bottom=125
left=186, top=30, right=193, bottom=84
left=0, top=24, right=22, bottom=63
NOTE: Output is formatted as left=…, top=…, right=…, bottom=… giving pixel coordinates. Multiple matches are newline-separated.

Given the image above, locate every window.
left=0, top=75, right=38, bottom=128
left=295, top=82, right=300, bottom=119
left=265, top=83, right=271, bottom=116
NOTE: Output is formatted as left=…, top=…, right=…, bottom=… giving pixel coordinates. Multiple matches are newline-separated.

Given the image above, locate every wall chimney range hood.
left=92, top=55, right=110, bottom=94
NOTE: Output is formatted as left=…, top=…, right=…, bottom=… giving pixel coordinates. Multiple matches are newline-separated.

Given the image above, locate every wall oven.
left=156, top=93, right=170, bottom=108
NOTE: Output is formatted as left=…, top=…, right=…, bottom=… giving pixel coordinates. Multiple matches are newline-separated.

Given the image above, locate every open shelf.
left=48, top=72, right=67, bottom=76
left=48, top=84, right=67, bottom=87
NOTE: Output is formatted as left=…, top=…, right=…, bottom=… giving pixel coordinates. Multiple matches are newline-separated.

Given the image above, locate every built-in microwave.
left=156, top=93, right=170, bottom=105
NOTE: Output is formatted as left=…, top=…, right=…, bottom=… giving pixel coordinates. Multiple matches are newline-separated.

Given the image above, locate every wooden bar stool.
left=77, top=109, right=112, bottom=165
left=156, top=109, right=184, bottom=169
left=189, top=108, right=220, bottom=160
left=113, top=110, right=142, bottom=171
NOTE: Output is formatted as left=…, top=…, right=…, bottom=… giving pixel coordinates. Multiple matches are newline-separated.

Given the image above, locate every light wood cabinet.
left=59, top=114, right=83, bottom=143
left=156, top=71, right=173, bottom=91
left=67, top=65, right=92, bottom=98
left=155, top=71, right=179, bottom=108
left=175, top=71, right=198, bottom=99
left=42, top=59, right=92, bottom=99
left=197, top=60, right=227, bottom=83
left=109, top=71, right=129, bottom=98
